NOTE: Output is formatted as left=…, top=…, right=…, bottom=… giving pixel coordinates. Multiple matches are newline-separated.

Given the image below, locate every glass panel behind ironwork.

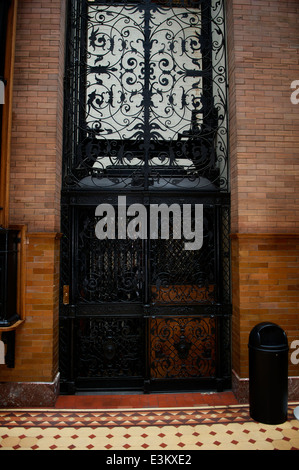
left=72, top=202, right=225, bottom=305
left=86, top=5, right=203, bottom=141
left=63, top=0, right=228, bottom=191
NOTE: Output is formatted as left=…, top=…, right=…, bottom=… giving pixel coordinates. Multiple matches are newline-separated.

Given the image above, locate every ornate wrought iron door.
left=60, top=0, right=231, bottom=394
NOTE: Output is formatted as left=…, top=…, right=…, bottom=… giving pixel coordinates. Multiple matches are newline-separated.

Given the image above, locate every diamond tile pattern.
left=0, top=405, right=298, bottom=450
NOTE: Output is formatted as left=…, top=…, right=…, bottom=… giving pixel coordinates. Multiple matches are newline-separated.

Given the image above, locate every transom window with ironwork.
left=63, top=0, right=228, bottom=191
left=60, top=0, right=231, bottom=394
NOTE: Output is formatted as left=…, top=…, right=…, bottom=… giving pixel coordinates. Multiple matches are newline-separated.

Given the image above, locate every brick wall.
left=227, top=0, right=299, bottom=234
left=0, top=1, right=66, bottom=400
left=231, top=234, right=299, bottom=377
left=9, top=0, right=65, bottom=232
left=1, top=0, right=299, bottom=402
left=0, top=233, right=61, bottom=385
left=227, top=0, right=299, bottom=398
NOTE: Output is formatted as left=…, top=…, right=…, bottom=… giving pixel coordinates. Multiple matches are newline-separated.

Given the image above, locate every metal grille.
left=66, top=201, right=228, bottom=306
left=150, top=205, right=217, bottom=304
left=63, top=0, right=228, bottom=191
left=150, top=316, right=216, bottom=379
left=59, top=0, right=231, bottom=394
left=76, top=207, right=144, bottom=303
left=76, top=317, right=145, bottom=379
left=59, top=198, right=231, bottom=392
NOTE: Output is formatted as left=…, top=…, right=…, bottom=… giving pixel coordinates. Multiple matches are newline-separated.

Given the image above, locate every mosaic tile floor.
left=0, top=404, right=298, bottom=451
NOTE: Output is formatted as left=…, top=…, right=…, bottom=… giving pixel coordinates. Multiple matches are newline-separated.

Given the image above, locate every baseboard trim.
left=232, top=369, right=299, bottom=403
left=0, top=372, right=60, bottom=407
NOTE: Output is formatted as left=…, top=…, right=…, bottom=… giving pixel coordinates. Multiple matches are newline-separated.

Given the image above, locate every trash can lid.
left=248, top=322, right=288, bottom=351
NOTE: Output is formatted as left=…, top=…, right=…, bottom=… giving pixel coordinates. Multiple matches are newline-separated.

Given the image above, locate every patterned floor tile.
left=0, top=405, right=298, bottom=451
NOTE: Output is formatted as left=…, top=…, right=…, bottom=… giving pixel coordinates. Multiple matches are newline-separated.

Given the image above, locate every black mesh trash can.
left=248, top=322, right=288, bottom=425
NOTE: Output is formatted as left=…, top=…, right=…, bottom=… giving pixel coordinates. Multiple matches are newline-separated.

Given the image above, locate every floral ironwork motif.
left=150, top=316, right=216, bottom=378
left=76, top=207, right=144, bottom=303
left=59, top=0, right=231, bottom=393
left=76, top=317, right=144, bottom=378
left=150, top=205, right=216, bottom=304
left=63, top=0, right=228, bottom=190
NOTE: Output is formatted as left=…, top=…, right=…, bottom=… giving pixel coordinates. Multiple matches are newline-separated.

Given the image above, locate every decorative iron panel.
left=63, top=0, right=228, bottom=191
left=150, top=204, right=217, bottom=304
left=76, top=317, right=145, bottom=378
left=65, top=200, right=229, bottom=306
left=76, top=206, right=144, bottom=303
left=59, top=0, right=231, bottom=394
left=59, top=196, right=231, bottom=391
left=221, top=204, right=230, bottom=304
left=150, top=316, right=216, bottom=379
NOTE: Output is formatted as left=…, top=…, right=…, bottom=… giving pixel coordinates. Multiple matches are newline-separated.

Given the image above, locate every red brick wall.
left=2, top=0, right=299, bottom=401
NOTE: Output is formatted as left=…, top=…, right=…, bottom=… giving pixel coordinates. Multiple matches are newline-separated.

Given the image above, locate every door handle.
left=63, top=285, right=70, bottom=305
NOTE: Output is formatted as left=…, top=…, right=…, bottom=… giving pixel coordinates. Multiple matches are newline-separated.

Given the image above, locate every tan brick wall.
left=9, top=0, right=65, bottom=232
left=0, top=1, right=66, bottom=389
left=227, top=0, right=299, bottom=233
left=0, top=233, right=61, bottom=383
left=227, top=0, right=299, bottom=385
left=231, top=234, right=299, bottom=378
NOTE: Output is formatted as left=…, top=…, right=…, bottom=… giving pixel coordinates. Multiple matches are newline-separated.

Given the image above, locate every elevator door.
left=59, top=0, right=231, bottom=394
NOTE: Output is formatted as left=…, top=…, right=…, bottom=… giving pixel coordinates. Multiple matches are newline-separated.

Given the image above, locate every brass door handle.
left=63, top=285, right=70, bottom=305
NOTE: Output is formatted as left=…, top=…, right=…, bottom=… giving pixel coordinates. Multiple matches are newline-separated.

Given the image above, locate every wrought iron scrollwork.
left=76, top=317, right=144, bottom=378
left=150, top=316, right=216, bottom=378
left=150, top=205, right=217, bottom=304
left=59, top=0, right=231, bottom=393
left=63, top=0, right=228, bottom=191
left=76, top=207, right=144, bottom=303
left=71, top=202, right=229, bottom=306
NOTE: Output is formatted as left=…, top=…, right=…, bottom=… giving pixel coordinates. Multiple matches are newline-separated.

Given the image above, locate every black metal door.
left=59, top=0, right=231, bottom=394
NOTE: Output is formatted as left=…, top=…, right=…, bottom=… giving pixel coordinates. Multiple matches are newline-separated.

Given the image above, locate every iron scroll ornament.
left=59, top=0, right=231, bottom=393
left=73, top=203, right=219, bottom=305
left=63, top=0, right=228, bottom=191
left=150, top=316, right=216, bottom=379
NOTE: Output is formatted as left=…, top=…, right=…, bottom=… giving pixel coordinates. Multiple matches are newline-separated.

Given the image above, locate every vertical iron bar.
left=73, top=0, right=81, bottom=168
left=215, top=203, right=224, bottom=390
left=216, top=204, right=223, bottom=304
left=201, top=0, right=213, bottom=121
left=143, top=1, right=151, bottom=310
left=142, top=0, right=152, bottom=388
left=143, top=0, right=151, bottom=190
left=143, top=197, right=150, bottom=305
left=78, top=0, right=88, bottom=156
left=70, top=204, right=77, bottom=307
